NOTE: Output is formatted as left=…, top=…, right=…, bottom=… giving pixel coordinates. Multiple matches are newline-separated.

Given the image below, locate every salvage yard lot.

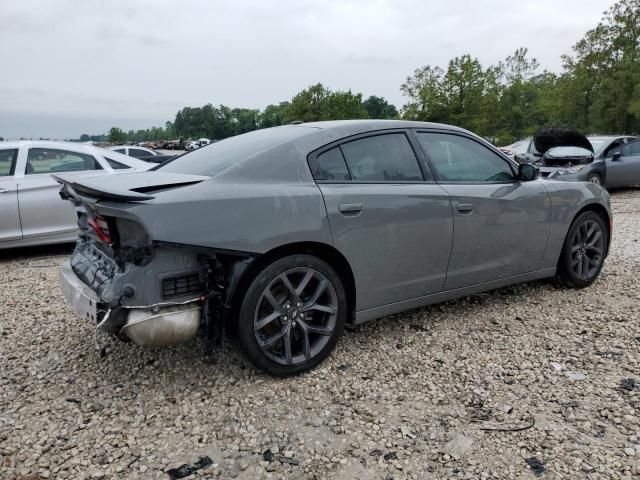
left=1, top=190, right=639, bottom=480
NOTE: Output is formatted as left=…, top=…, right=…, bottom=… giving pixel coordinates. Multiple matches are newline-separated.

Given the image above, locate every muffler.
left=120, top=304, right=201, bottom=347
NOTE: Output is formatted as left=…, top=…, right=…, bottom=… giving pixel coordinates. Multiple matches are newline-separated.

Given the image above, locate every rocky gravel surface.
left=1, top=189, right=640, bottom=480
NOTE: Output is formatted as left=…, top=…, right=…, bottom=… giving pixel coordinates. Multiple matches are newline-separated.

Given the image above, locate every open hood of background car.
left=533, top=127, right=594, bottom=155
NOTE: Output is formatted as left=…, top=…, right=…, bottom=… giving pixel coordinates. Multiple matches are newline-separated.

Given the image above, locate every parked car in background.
left=515, top=129, right=637, bottom=187
left=0, top=141, right=150, bottom=249
left=185, top=138, right=212, bottom=151
left=109, top=145, right=161, bottom=159
left=607, top=138, right=640, bottom=188
left=137, top=154, right=176, bottom=164
left=498, top=138, right=530, bottom=158
left=57, top=120, right=611, bottom=376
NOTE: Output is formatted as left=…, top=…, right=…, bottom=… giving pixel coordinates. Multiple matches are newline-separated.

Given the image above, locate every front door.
left=309, top=132, right=454, bottom=311
left=607, top=140, right=640, bottom=188
left=0, top=148, right=22, bottom=242
left=414, top=131, right=550, bottom=290
left=17, top=147, right=105, bottom=239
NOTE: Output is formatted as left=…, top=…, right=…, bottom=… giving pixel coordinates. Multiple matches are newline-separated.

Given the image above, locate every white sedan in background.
left=0, top=141, right=150, bottom=249
left=108, top=145, right=160, bottom=159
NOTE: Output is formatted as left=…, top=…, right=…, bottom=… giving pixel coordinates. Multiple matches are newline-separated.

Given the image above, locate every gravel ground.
left=1, top=189, right=639, bottom=480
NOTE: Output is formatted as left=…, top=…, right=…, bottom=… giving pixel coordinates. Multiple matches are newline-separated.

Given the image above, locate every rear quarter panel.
left=540, top=181, right=611, bottom=268
left=96, top=179, right=333, bottom=254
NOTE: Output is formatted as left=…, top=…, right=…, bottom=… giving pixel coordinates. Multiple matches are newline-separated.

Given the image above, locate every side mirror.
left=611, top=151, right=621, bottom=161
left=518, top=163, right=539, bottom=181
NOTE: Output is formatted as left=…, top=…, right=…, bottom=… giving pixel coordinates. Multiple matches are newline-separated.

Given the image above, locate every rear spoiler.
left=53, top=175, right=155, bottom=202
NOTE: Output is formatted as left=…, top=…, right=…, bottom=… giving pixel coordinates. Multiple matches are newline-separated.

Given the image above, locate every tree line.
left=94, top=0, right=638, bottom=146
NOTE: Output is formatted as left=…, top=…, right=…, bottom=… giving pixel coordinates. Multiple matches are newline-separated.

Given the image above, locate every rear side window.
left=0, top=149, right=17, bottom=177
left=309, top=147, right=350, bottom=181
left=340, top=133, right=423, bottom=181
left=26, top=148, right=103, bottom=174
left=105, top=156, right=131, bottom=170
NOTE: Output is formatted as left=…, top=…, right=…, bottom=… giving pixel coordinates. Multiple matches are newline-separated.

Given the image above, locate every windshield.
left=546, top=146, right=593, bottom=157
left=587, top=139, right=609, bottom=155
left=157, top=126, right=315, bottom=176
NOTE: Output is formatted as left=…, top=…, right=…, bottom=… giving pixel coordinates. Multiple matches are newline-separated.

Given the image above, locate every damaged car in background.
left=515, top=127, right=637, bottom=187
left=57, top=120, right=611, bottom=376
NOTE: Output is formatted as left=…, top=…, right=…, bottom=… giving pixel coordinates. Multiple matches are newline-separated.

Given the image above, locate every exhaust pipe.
left=120, top=304, right=201, bottom=347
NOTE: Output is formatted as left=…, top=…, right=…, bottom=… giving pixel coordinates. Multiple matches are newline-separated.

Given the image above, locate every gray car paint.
left=606, top=139, right=640, bottom=188
left=57, top=120, right=612, bottom=325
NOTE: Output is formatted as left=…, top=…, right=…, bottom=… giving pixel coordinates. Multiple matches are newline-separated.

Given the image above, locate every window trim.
left=0, top=148, right=18, bottom=177
left=307, top=129, right=433, bottom=184
left=412, top=129, right=519, bottom=185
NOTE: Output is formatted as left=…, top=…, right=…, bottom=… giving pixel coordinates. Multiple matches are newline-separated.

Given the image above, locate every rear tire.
left=556, top=211, right=608, bottom=288
left=236, top=254, right=346, bottom=376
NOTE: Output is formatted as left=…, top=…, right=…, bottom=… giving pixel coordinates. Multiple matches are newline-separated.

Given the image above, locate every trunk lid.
left=53, top=171, right=209, bottom=202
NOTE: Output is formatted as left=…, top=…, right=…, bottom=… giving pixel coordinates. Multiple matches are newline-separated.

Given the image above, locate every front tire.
left=586, top=173, right=602, bottom=186
left=237, top=254, right=347, bottom=376
left=556, top=211, right=608, bottom=288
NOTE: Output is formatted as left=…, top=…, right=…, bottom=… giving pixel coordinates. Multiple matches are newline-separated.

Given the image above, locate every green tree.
left=283, top=83, right=368, bottom=123
left=107, top=127, right=126, bottom=144
left=259, top=102, right=290, bottom=127
left=362, top=96, right=398, bottom=119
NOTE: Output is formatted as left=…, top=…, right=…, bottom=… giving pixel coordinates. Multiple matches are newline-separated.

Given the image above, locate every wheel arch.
left=571, top=202, right=612, bottom=256
left=226, top=241, right=356, bottom=326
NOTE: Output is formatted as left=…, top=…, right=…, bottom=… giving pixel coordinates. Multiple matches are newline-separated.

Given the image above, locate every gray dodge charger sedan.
left=57, top=120, right=611, bottom=376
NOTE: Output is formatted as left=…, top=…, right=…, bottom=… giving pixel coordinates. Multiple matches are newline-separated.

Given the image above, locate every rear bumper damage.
left=61, top=238, right=210, bottom=347
left=60, top=254, right=203, bottom=347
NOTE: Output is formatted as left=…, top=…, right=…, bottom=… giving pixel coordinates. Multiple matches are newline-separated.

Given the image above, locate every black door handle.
left=339, top=203, right=363, bottom=214
left=457, top=203, right=473, bottom=213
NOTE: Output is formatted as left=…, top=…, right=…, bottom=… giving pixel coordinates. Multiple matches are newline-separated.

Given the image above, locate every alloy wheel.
left=570, top=219, right=604, bottom=280
left=253, top=267, right=338, bottom=366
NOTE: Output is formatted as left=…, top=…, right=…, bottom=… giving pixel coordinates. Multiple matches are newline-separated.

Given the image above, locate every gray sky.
left=0, top=0, right=614, bottom=139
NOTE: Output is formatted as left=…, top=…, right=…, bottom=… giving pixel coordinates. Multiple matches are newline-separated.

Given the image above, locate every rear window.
left=157, top=126, right=314, bottom=176
left=130, top=148, right=152, bottom=158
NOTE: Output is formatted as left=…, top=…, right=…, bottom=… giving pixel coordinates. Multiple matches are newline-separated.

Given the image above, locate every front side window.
left=340, top=133, right=423, bottom=181
left=309, top=147, right=350, bottom=181
left=26, top=148, right=103, bottom=174
left=417, top=133, right=514, bottom=183
left=0, top=149, right=18, bottom=177
left=114, top=148, right=126, bottom=154
left=622, top=140, right=640, bottom=156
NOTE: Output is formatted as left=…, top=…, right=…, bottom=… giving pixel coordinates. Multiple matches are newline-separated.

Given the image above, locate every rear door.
left=607, top=140, right=640, bottom=188
left=311, top=130, right=454, bottom=311
left=17, top=147, right=106, bottom=239
left=0, top=148, right=22, bottom=242
left=415, top=131, right=550, bottom=290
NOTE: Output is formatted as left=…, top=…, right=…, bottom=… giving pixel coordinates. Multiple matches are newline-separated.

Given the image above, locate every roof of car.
left=0, top=140, right=101, bottom=150
left=289, top=119, right=467, bottom=133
